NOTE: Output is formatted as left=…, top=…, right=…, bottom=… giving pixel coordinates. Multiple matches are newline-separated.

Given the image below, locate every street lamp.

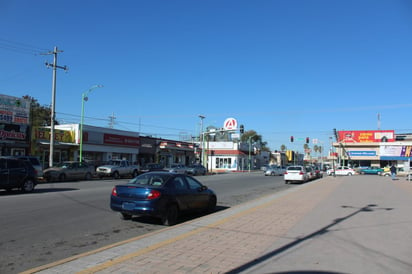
left=198, top=115, right=205, bottom=165
left=79, top=85, right=103, bottom=163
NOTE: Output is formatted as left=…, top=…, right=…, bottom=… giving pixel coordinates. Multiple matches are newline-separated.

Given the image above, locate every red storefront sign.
left=103, top=133, right=140, bottom=147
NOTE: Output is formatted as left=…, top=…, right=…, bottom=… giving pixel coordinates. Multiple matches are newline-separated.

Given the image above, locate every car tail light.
left=147, top=190, right=161, bottom=200
left=111, top=187, right=118, bottom=197
left=284, top=171, right=288, bottom=175
left=299, top=171, right=304, bottom=175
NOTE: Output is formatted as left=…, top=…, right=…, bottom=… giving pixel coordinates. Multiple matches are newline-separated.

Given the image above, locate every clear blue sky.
left=1, top=0, right=412, bottom=152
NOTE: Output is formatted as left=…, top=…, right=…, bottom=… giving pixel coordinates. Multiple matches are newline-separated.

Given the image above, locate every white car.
left=284, top=165, right=309, bottom=184
left=328, top=166, right=355, bottom=176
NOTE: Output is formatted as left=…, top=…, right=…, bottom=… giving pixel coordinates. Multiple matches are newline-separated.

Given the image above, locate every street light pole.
left=79, top=85, right=103, bottom=163
left=198, top=115, right=205, bottom=165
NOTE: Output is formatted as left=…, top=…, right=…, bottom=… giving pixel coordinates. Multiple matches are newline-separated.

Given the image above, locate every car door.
left=7, top=159, right=27, bottom=188
left=170, top=175, right=192, bottom=211
left=0, top=158, right=10, bottom=188
left=184, top=176, right=210, bottom=210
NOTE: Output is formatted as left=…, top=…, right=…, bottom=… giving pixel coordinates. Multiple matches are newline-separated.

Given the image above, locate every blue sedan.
left=110, top=172, right=217, bottom=226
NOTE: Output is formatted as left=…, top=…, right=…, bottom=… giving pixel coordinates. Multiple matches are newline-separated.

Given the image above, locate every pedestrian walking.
left=390, top=164, right=397, bottom=180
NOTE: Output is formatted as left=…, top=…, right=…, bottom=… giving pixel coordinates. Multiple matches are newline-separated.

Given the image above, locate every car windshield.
left=129, top=173, right=172, bottom=186
left=108, top=160, right=122, bottom=166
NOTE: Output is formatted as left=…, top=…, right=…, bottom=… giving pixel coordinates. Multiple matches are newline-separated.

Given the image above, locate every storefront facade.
left=0, top=94, right=31, bottom=156
left=333, top=130, right=412, bottom=170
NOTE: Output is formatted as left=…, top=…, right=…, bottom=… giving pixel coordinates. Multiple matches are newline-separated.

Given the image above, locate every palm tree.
left=280, top=144, right=286, bottom=151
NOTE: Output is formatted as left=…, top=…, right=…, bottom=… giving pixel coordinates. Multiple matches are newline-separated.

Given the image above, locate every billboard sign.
left=223, top=118, right=237, bottom=130
left=338, top=130, right=394, bottom=143
left=0, top=94, right=30, bottom=141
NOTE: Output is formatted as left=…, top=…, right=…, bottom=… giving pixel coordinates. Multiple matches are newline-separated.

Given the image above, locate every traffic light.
left=306, top=137, right=309, bottom=144
left=290, top=136, right=294, bottom=142
left=239, top=124, right=244, bottom=134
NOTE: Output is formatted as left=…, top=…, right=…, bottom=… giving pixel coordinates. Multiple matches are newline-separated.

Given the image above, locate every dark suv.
left=0, top=157, right=37, bottom=192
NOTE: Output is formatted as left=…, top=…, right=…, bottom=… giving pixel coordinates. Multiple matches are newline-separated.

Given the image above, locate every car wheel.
left=113, top=172, right=120, bottom=179
left=84, top=172, right=92, bottom=180
left=285, top=180, right=289, bottom=184
left=21, top=179, right=35, bottom=193
left=377, top=172, right=381, bottom=175
left=162, top=205, right=178, bottom=226
left=59, top=173, right=66, bottom=182
left=207, top=196, right=217, bottom=213
left=132, top=170, right=138, bottom=178
left=360, top=172, right=364, bottom=175
left=348, top=173, right=353, bottom=176
left=120, top=213, right=132, bottom=220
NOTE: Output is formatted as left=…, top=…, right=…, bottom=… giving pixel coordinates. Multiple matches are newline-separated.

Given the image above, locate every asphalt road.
left=0, top=172, right=296, bottom=274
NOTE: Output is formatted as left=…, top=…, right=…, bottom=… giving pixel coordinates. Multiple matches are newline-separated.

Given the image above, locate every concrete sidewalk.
left=24, top=175, right=412, bottom=274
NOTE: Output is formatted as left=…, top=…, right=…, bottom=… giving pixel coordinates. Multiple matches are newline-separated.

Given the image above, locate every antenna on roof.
left=377, top=113, right=381, bottom=130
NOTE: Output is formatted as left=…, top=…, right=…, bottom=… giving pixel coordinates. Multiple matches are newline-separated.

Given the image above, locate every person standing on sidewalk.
left=390, top=164, right=397, bottom=180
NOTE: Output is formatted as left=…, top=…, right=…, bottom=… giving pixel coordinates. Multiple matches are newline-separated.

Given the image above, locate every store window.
left=215, top=157, right=232, bottom=169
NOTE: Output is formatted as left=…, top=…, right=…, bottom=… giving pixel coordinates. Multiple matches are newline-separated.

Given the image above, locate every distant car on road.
left=328, top=166, right=355, bottom=176
left=264, top=165, right=285, bottom=176
left=165, top=164, right=189, bottom=174
left=140, top=163, right=165, bottom=174
left=186, top=164, right=207, bottom=176
left=0, top=156, right=37, bottom=192
left=359, top=166, right=383, bottom=175
left=284, top=165, right=309, bottom=184
left=43, top=161, right=95, bottom=182
left=110, top=172, right=217, bottom=226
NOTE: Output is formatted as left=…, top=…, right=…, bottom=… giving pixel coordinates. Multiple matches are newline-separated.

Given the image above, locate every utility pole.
left=44, top=46, right=68, bottom=167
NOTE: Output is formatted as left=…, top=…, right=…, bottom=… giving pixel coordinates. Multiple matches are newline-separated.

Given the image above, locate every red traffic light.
left=290, top=136, right=294, bottom=142
left=306, top=137, right=310, bottom=144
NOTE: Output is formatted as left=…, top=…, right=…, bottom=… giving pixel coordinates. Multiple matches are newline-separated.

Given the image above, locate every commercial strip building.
left=0, top=95, right=284, bottom=172
left=332, top=130, right=412, bottom=170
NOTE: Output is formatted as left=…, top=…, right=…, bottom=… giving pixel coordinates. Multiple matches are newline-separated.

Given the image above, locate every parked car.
left=264, top=165, right=285, bottom=176
left=186, top=164, right=207, bottom=176
left=96, top=159, right=140, bottom=179
left=305, top=165, right=317, bottom=180
left=284, top=165, right=309, bottom=184
left=0, top=156, right=37, bottom=192
left=260, top=165, right=270, bottom=172
left=311, top=165, right=323, bottom=178
left=165, top=164, right=189, bottom=174
left=16, top=156, right=43, bottom=179
left=110, top=172, right=217, bottom=226
left=140, top=163, right=165, bottom=173
left=328, top=166, right=355, bottom=176
left=43, top=161, right=95, bottom=182
left=359, top=166, right=384, bottom=175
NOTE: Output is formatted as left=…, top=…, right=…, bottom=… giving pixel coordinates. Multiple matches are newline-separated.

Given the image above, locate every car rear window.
left=129, top=173, right=172, bottom=186
left=287, top=166, right=302, bottom=171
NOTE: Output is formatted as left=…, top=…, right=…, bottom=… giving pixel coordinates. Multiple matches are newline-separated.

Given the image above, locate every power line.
left=0, top=38, right=49, bottom=55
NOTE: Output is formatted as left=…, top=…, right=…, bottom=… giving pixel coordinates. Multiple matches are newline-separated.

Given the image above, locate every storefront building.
left=333, top=130, right=412, bottom=170
left=0, top=94, right=31, bottom=156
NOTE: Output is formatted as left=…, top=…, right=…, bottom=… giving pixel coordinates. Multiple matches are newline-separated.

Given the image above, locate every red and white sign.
left=338, top=130, right=394, bottom=143
left=223, top=118, right=237, bottom=130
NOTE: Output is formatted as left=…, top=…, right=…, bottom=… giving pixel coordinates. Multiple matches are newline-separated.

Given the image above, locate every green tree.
left=22, top=95, right=57, bottom=127
left=241, top=130, right=270, bottom=151
left=280, top=144, right=286, bottom=151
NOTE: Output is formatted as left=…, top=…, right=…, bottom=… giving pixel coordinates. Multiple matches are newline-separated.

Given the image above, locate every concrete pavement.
left=23, top=174, right=412, bottom=274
